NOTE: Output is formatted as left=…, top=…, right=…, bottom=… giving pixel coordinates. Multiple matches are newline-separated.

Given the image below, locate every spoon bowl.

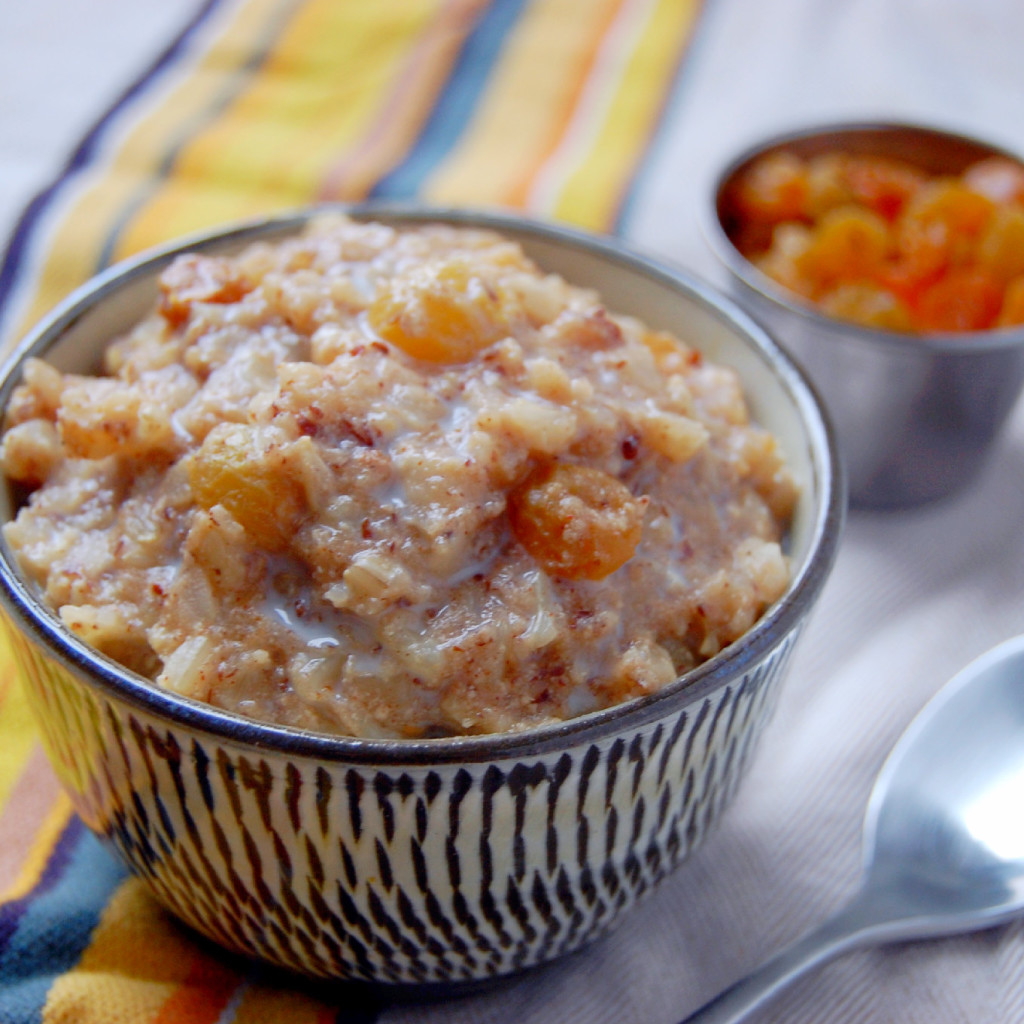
left=682, top=634, right=1024, bottom=1024
left=864, top=636, right=1024, bottom=935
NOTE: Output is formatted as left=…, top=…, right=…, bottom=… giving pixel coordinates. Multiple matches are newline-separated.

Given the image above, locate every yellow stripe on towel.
left=16, top=0, right=441, bottom=336
left=317, top=0, right=491, bottom=201
left=118, top=0, right=440, bottom=258
left=422, top=0, right=625, bottom=209
left=545, top=0, right=701, bottom=230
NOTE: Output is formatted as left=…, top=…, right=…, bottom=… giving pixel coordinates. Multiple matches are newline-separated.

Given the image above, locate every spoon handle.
left=677, top=891, right=884, bottom=1024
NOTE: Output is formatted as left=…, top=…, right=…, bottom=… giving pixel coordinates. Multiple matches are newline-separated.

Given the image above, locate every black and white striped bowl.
left=0, top=207, right=844, bottom=985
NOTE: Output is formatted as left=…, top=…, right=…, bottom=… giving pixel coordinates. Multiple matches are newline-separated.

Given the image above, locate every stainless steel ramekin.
left=707, top=122, right=1024, bottom=510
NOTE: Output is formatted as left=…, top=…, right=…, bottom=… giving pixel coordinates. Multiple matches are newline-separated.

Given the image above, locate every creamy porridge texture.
left=1, top=216, right=796, bottom=737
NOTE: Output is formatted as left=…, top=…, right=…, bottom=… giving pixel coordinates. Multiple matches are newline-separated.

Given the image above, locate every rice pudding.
left=1, top=215, right=796, bottom=737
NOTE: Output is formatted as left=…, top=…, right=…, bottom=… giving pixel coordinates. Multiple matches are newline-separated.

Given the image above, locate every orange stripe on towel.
left=317, top=0, right=489, bottom=201
left=42, top=878, right=244, bottom=1024
left=152, top=954, right=242, bottom=1024
left=423, top=0, right=622, bottom=208
left=41, top=876, right=349, bottom=1024
left=230, top=984, right=340, bottom=1024
left=503, top=0, right=628, bottom=208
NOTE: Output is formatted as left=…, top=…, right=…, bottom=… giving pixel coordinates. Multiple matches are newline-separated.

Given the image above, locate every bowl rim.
left=0, top=203, right=845, bottom=765
left=705, top=119, right=1024, bottom=353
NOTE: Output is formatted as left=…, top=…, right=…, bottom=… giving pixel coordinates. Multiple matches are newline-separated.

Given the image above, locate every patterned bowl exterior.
left=5, top=619, right=798, bottom=983
left=0, top=206, right=843, bottom=984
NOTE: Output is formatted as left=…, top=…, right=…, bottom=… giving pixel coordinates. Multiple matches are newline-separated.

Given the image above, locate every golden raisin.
left=818, top=282, right=912, bottom=331
left=754, top=223, right=816, bottom=297
left=732, top=152, right=809, bottom=224
left=844, top=155, right=924, bottom=221
left=642, top=330, right=701, bottom=372
left=976, top=206, right=1024, bottom=284
left=508, top=463, right=646, bottom=581
left=914, top=269, right=1002, bottom=332
left=804, top=153, right=854, bottom=218
left=906, top=180, right=995, bottom=239
left=997, top=277, right=1024, bottom=327
left=159, top=254, right=252, bottom=327
left=188, top=424, right=306, bottom=552
left=797, top=205, right=889, bottom=287
left=728, top=147, right=1024, bottom=334
left=368, top=259, right=512, bottom=363
left=963, top=157, right=1024, bottom=204
left=888, top=215, right=950, bottom=297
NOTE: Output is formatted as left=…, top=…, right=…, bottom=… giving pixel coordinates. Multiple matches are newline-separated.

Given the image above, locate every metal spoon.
left=680, top=634, right=1024, bottom=1024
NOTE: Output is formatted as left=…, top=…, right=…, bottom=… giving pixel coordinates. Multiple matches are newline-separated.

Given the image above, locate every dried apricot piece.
left=188, top=424, right=306, bottom=552
left=368, top=259, right=512, bottom=363
left=914, top=269, right=1002, bottom=332
left=907, top=180, right=995, bottom=239
left=508, top=463, right=646, bottom=581
left=159, top=254, right=252, bottom=327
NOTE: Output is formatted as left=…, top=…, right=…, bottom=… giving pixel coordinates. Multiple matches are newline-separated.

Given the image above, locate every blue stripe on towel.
left=0, top=820, right=128, bottom=1023
left=370, top=0, right=529, bottom=200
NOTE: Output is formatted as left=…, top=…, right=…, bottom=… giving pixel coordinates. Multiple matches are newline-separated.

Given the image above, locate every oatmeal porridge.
left=1, top=216, right=797, bottom=738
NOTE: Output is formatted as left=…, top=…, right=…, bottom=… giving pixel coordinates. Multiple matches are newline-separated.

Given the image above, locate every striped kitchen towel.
left=0, top=0, right=702, bottom=1021
left=0, top=0, right=701, bottom=346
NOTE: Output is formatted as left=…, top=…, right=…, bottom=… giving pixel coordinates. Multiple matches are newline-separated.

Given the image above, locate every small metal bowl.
left=0, top=206, right=843, bottom=986
left=706, top=122, right=1024, bottom=510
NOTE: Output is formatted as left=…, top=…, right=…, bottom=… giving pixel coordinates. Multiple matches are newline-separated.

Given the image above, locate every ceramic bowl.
left=0, top=206, right=843, bottom=985
left=706, top=122, right=1024, bottom=510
